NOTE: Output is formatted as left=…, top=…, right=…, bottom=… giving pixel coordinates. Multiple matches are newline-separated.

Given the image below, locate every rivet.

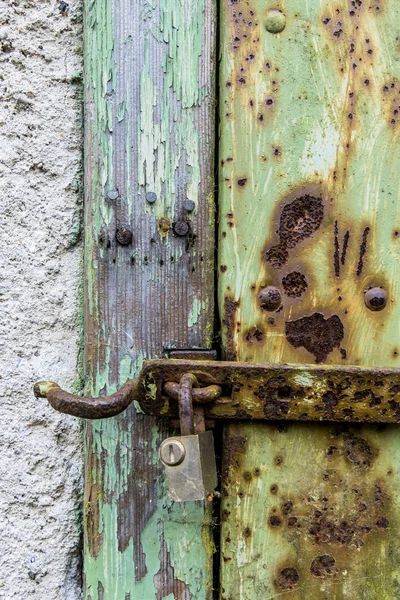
left=173, top=221, right=190, bottom=237
left=265, top=9, right=286, bottom=34
left=364, top=287, right=388, bottom=311
left=259, top=286, right=282, bottom=311
left=146, top=191, right=157, bottom=204
left=159, top=439, right=186, bottom=466
left=183, top=200, right=196, bottom=212
left=107, top=188, right=119, bottom=201
left=116, top=227, right=133, bottom=246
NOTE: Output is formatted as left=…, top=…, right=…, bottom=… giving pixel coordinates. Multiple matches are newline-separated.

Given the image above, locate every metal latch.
left=158, top=374, right=217, bottom=501
left=35, top=359, right=400, bottom=424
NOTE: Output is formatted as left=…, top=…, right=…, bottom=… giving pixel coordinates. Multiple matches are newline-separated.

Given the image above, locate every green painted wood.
left=218, top=0, right=400, bottom=597
left=83, top=0, right=216, bottom=597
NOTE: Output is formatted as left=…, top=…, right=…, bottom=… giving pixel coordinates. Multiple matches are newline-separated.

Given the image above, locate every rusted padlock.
left=159, top=374, right=217, bottom=502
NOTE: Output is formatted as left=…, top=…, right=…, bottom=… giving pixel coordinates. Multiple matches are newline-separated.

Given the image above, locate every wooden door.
left=83, top=1, right=216, bottom=598
left=218, top=0, right=400, bottom=598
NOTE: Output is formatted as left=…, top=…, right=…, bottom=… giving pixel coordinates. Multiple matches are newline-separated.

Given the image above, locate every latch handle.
left=33, top=379, right=138, bottom=419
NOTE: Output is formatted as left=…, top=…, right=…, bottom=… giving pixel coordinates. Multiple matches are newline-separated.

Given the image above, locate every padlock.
left=159, top=373, right=217, bottom=501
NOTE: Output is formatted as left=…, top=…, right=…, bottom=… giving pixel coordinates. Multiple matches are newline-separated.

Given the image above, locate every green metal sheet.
left=218, top=0, right=400, bottom=597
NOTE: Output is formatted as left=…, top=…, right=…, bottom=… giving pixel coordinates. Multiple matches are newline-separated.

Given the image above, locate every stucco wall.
left=0, top=1, right=83, bottom=597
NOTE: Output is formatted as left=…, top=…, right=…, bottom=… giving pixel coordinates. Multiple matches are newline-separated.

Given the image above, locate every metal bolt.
left=159, top=439, right=186, bottom=466
left=146, top=191, right=157, bottom=204
left=258, top=286, right=282, bottom=311
left=107, top=188, right=119, bottom=201
left=173, top=221, right=190, bottom=237
left=364, top=287, right=388, bottom=311
left=116, top=227, right=133, bottom=245
left=183, top=200, right=196, bottom=212
left=265, top=9, right=286, bottom=34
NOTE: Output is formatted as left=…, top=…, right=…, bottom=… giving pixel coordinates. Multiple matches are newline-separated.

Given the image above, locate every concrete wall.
left=0, top=1, right=83, bottom=597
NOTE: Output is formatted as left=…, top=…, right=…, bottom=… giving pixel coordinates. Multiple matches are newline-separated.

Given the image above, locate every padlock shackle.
left=178, top=373, right=198, bottom=435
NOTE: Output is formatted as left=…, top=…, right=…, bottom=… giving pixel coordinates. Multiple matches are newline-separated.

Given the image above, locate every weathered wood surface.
left=83, top=0, right=215, bottom=597
left=218, top=0, right=400, bottom=597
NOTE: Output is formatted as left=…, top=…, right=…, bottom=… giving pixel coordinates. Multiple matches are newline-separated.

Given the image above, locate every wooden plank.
left=83, top=0, right=216, bottom=598
left=218, top=0, right=400, bottom=597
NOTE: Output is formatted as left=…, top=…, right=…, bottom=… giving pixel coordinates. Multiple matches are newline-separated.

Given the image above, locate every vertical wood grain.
left=218, top=0, right=400, bottom=597
left=83, top=0, right=216, bottom=597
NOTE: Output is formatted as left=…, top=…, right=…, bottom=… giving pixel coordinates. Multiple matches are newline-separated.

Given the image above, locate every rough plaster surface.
left=0, top=1, right=84, bottom=597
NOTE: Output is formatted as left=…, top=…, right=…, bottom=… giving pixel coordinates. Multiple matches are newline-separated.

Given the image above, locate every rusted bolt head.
left=265, top=9, right=286, bottom=33
left=364, top=287, right=388, bottom=311
left=116, top=227, right=133, bottom=245
left=183, top=200, right=196, bottom=212
left=173, top=221, right=190, bottom=237
left=259, top=286, right=282, bottom=311
left=146, top=191, right=157, bottom=204
left=159, top=439, right=186, bottom=466
left=107, top=188, right=119, bottom=201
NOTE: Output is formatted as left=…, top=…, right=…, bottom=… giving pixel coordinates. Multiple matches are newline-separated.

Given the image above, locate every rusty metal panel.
left=218, top=0, right=400, bottom=596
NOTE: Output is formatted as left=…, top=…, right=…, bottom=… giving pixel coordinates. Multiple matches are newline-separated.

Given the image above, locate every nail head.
left=173, top=221, right=190, bottom=237
left=364, top=287, right=388, bottom=311
left=258, top=286, right=282, bottom=311
left=184, top=200, right=196, bottom=212
left=265, top=9, right=286, bottom=34
left=116, top=227, right=133, bottom=245
left=146, top=191, right=157, bottom=204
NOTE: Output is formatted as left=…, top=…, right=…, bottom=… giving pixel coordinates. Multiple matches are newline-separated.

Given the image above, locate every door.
left=81, top=0, right=400, bottom=598
left=218, top=0, right=400, bottom=597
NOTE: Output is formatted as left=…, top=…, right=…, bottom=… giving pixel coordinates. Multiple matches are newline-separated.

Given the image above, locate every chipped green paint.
left=219, top=0, right=400, bottom=597
left=188, top=299, right=208, bottom=328
left=83, top=0, right=215, bottom=598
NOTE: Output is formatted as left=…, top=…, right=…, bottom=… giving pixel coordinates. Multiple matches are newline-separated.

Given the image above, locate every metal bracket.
left=35, top=359, right=400, bottom=424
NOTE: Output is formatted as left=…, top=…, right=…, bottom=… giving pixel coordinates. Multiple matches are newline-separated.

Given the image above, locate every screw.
left=364, top=287, right=388, bottom=311
left=183, top=200, right=196, bottom=212
left=107, top=189, right=119, bottom=201
left=146, top=191, right=157, bottom=204
left=258, top=286, right=282, bottom=311
left=159, top=439, right=186, bottom=466
left=116, top=227, right=133, bottom=245
left=173, top=221, right=190, bottom=237
left=265, top=9, right=286, bottom=34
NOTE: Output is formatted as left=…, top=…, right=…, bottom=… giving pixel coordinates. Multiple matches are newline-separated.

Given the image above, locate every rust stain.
left=310, top=555, right=337, bottom=578
left=223, top=296, right=240, bottom=360
left=229, top=4, right=258, bottom=54
left=285, top=312, right=344, bottom=363
left=282, top=271, right=308, bottom=297
left=221, top=430, right=247, bottom=497
left=244, top=326, right=264, bottom=345
left=344, top=431, right=376, bottom=468
left=264, top=191, right=324, bottom=268
left=274, top=567, right=300, bottom=592
left=356, top=226, right=370, bottom=276
left=153, top=532, right=192, bottom=600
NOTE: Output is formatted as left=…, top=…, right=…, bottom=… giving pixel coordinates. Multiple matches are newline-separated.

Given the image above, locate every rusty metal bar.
left=137, top=359, right=400, bottom=424
left=34, top=379, right=138, bottom=419
left=177, top=374, right=197, bottom=435
left=35, top=359, right=400, bottom=423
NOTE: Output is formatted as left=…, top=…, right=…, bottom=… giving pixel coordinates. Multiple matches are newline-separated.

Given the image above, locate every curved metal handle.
left=33, top=379, right=138, bottom=419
